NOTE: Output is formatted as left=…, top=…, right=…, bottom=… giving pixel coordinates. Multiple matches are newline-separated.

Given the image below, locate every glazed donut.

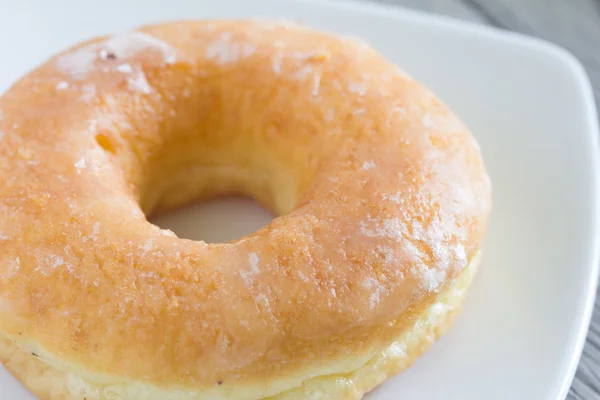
left=0, top=20, right=491, bottom=399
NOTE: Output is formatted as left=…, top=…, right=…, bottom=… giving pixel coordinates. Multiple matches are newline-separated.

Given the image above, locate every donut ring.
left=0, top=20, right=491, bottom=399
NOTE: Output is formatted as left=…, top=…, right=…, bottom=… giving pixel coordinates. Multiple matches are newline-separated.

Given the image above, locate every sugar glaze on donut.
left=0, top=20, right=491, bottom=400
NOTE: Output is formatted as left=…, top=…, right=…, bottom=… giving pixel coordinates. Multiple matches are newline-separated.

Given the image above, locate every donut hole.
left=149, top=195, right=274, bottom=243
left=141, top=158, right=285, bottom=243
left=136, top=135, right=303, bottom=242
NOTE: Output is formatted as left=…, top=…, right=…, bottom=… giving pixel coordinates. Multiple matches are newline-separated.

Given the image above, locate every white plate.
left=0, top=0, right=598, bottom=399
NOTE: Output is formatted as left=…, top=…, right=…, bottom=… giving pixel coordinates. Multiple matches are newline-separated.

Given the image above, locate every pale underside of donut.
left=0, top=20, right=491, bottom=399
left=0, top=256, right=480, bottom=400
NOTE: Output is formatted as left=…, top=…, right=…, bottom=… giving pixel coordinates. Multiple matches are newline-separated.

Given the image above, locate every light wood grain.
left=368, top=1, right=600, bottom=399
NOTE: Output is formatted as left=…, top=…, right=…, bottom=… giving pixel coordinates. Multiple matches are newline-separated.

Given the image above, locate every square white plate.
left=0, top=0, right=598, bottom=399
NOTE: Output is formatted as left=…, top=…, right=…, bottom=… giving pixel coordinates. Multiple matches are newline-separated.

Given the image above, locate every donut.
left=0, top=19, right=491, bottom=400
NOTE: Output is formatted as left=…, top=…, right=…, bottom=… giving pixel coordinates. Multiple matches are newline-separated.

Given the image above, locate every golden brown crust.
left=0, top=19, right=491, bottom=398
left=0, top=254, right=480, bottom=400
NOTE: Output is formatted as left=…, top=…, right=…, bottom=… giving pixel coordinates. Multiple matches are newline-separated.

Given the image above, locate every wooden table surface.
left=368, top=1, right=600, bottom=399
